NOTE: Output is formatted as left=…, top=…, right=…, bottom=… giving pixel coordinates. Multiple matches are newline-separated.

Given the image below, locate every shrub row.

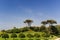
left=1, top=33, right=51, bottom=38
left=1, top=33, right=41, bottom=38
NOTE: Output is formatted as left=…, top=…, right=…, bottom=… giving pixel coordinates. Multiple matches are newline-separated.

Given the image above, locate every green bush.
left=27, top=34, right=34, bottom=38
left=19, top=33, right=25, bottom=38
left=34, top=33, right=40, bottom=38
left=57, top=35, right=60, bottom=37
left=33, top=27, right=40, bottom=32
left=2, top=33, right=9, bottom=40
left=11, top=33, right=17, bottom=40
left=42, top=33, right=50, bottom=37
left=11, top=33, right=17, bottom=38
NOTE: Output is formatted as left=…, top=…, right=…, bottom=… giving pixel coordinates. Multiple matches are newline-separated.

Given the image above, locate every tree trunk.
left=28, top=23, right=31, bottom=27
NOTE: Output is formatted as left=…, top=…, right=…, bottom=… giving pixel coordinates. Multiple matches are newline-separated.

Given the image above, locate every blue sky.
left=0, top=0, right=60, bottom=30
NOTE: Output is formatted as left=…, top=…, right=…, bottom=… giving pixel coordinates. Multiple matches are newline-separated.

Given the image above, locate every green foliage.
left=1, top=30, right=5, bottom=32
left=40, top=25, right=47, bottom=32
left=24, top=19, right=33, bottom=27
left=0, top=32, right=58, bottom=40
left=29, top=27, right=35, bottom=31
left=19, top=33, right=25, bottom=38
left=11, top=29, right=20, bottom=33
left=32, top=27, right=40, bottom=32
left=41, top=32, right=50, bottom=37
left=41, top=21, right=47, bottom=25
left=0, top=35, right=1, bottom=37
left=48, top=26, right=59, bottom=35
left=47, top=20, right=57, bottom=25
left=27, top=34, right=34, bottom=38
left=57, top=35, right=60, bottom=37
left=56, top=25, right=60, bottom=34
left=35, top=27, right=40, bottom=32
left=2, top=33, right=9, bottom=38
left=34, top=33, right=40, bottom=38
left=21, top=27, right=29, bottom=32
left=2, top=33, right=9, bottom=40
left=1, top=19, right=60, bottom=40
left=44, top=33, right=50, bottom=37
left=1, top=30, right=6, bottom=34
left=6, top=27, right=20, bottom=33
left=11, top=33, right=17, bottom=38
left=6, top=30, right=11, bottom=33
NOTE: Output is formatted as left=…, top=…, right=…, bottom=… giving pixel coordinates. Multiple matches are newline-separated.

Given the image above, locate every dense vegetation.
left=0, top=19, right=60, bottom=40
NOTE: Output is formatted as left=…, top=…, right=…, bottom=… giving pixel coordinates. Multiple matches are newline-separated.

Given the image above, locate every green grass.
left=0, top=37, right=57, bottom=40
left=0, top=37, right=56, bottom=40
left=0, top=32, right=57, bottom=40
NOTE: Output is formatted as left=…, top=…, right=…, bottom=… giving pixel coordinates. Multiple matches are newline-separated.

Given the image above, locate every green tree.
left=41, top=21, right=47, bottom=26
left=23, top=27, right=29, bottom=32
left=40, top=21, right=48, bottom=32
left=6, top=30, right=11, bottom=33
left=40, top=25, right=47, bottom=32
left=1, top=30, right=6, bottom=34
left=2, top=33, right=9, bottom=40
left=11, top=33, right=17, bottom=40
left=10, top=27, right=20, bottom=33
left=48, top=26, right=59, bottom=35
left=33, top=27, right=40, bottom=32
left=47, top=20, right=59, bottom=35
left=24, top=19, right=33, bottom=27
left=55, top=25, right=60, bottom=34
left=47, top=20, right=57, bottom=26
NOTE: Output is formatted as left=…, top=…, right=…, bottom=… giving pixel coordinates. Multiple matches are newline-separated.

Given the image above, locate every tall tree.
left=40, top=21, right=47, bottom=32
left=41, top=21, right=47, bottom=26
left=47, top=20, right=58, bottom=35
left=47, top=20, right=57, bottom=26
left=24, top=19, right=33, bottom=27
left=40, top=25, right=47, bottom=32
left=48, top=26, right=59, bottom=35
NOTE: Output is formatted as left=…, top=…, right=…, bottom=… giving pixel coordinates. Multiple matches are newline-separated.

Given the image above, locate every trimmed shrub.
left=34, top=33, right=40, bottom=38
left=11, top=33, right=17, bottom=40
left=27, top=34, right=34, bottom=38
left=19, top=33, right=25, bottom=38
left=42, top=33, right=50, bottom=37
left=2, top=33, right=9, bottom=40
